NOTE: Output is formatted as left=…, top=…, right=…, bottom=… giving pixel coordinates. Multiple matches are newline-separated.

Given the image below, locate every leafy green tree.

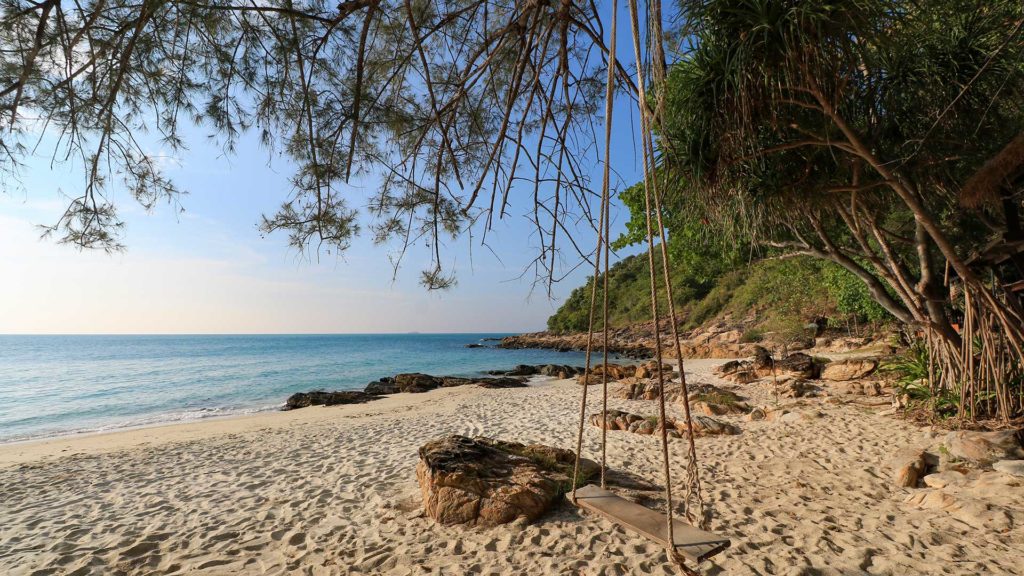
left=659, top=0, right=1024, bottom=419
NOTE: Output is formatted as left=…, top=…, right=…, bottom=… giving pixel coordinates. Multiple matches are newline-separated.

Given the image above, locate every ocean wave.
left=0, top=403, right=284, bottom=444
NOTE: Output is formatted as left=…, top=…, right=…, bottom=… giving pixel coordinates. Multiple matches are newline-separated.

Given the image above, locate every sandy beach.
left=2, top=359, right=1022, bottom=575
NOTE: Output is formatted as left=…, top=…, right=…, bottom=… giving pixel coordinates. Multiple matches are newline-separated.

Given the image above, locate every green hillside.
left=547, top=252, right=892, bottom=340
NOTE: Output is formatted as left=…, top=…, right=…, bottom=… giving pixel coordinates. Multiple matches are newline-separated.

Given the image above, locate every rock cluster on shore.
left=285, top=372, right=529, bottom=409
left=887, top=429, right=1024, bottom=532
left=500, top=321, right=894, bottom=359
left=588, top=409, right=740, bottom=437
left=283, top=363, right=606, bottom=410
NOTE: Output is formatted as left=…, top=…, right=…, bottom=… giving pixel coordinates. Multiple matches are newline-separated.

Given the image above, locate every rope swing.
left=569, top=0, right=729, bottom=573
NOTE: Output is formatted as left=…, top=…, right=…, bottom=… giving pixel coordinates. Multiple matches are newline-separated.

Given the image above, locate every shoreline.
left=3, top=358, right=1022, bottom=575
left=0, top=383, right=491, bottom=467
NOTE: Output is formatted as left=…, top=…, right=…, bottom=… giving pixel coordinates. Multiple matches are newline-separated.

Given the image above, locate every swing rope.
left=570, top=0, right=618, bottom=500
left=569, top=0, right=708, bottom=571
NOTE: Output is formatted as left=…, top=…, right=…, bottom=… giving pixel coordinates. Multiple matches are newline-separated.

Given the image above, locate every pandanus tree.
left=660, top=0, right=1024, bottom=420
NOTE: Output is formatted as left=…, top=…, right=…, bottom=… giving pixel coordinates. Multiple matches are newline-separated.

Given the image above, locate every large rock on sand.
left=417, top=436, right=597, bottom=527
left=773, top=352, right=819, bottom=379
left=890, top=447, right=929, bottom=487
left=943, top=430, right=1024, bottom=464
left=284, top=390, right=378, bottom=409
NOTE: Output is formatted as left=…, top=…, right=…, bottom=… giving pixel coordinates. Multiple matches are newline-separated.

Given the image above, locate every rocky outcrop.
left=474, top=378, right=530, bottom=389
left=774, top=379, right=819, bottom=399
left=820, top=358, right=878, bottom=381
left=363, top=373, right=528, bottom=395
left=487, top=364, right=584, bottom=379
left=416, top=435, right=597, bottom=527
left=903, top=488, right=1012, bottom=532
left=943, top=430, right=1024, bottom=464
left=633, top=361, right=674, bottom=378
left=613, top=378, right=685, bottom=402
left=500, top=322, right=764, bottom=359
left=284, top=390, right=379, bottom=409
left=689, top=385, right=750, bottom=415
left=773, top=352, right=819, bottom=379
left=993, top=460, right=1024, bottom=477
left=589, top=409, right=646, bottom=432
left=830, top=380, right=885, bottom=396
left=589, top=410, right=740, bottom=437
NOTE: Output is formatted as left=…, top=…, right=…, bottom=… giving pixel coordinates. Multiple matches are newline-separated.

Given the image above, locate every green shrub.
left=740, top=328, right=764, bottom=343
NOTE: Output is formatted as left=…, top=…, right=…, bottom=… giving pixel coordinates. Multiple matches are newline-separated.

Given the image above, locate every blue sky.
left=0, top=105, right=646, bottom=335
left=0, top=15, right=653, bottom=334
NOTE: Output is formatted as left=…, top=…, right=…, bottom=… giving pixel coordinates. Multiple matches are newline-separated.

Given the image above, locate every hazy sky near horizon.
left=1, top=96, right=645, bottom=336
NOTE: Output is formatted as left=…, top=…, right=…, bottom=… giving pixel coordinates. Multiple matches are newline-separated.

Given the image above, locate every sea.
left=0, top=334, right=597, bottom=443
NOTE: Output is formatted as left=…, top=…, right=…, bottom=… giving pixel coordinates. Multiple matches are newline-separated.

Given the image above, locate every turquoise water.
left=0, top=334, right=593, bottom=442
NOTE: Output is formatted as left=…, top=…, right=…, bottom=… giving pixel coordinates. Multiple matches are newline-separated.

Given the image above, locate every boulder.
left=284, top=390, right=379, bottom=410
left=715, top=360, right=749, bottom=376
left=992, top=460, right=1024, bottom=477
left=475, top=377, right=529, bottom=389
left=439, top=376, right=473, bottom=387
left=394, top=373, right=443, bottom=393
left=592, top=363, right=631, bottom=380
left=504, top=364, right=539, bottom=376
left=746, top=407, right=767, bottom=421
left=773, top=353, right=818, bottom=379
left=416, top=436, right=597, bottom=527
left=464, top=343, right=484, bottom=348
left=634, top=361, right=673, bottom=379
left=629, top=418, right=660, bottom=435
left=364, top=377, right=398, bottom=395
left=581, top=362, right=652, bottom=385
left=890, top=447, right=928, bottom=488
left=775, top=379, right=817, bottom=398
left=613, top=378, right=667, bottom=400
left=537, top=364, right=582, bottom=378
left=589, top=410, right=644, bottom=431
left=688, top=385, right=749, bottom=414
left=821, top=359, right=878, bottom=381
left=752, top=346, right=773, bottom=371
left=943, top=430, right=1024, bottom=464
left=676, top=415, right=741, bottom=436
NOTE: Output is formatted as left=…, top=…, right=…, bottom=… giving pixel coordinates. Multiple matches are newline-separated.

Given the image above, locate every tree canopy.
left=1, top=0, right=640, bottom=288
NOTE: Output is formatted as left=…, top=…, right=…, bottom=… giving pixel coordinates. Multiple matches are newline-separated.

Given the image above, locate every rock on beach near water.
left=416, top=435, right=596, bottom=527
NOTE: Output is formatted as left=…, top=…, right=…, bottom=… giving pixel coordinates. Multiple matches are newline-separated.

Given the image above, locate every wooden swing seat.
left=570, top=484, right=731, bottom=563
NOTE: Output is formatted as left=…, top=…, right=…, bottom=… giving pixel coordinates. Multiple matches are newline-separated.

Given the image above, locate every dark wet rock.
left=284, top=390, right=379, bottom=410
left=394, top=373, right=443, bottom=393
left=364, top=377, right=398, bottom=395
left=464, top=343, right=485, bottom=348
left=475, top=377, right=529, bottom=389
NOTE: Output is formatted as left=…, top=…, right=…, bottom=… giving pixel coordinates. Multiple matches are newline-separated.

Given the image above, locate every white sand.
left=1, top=359, right=1022, bottom=575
